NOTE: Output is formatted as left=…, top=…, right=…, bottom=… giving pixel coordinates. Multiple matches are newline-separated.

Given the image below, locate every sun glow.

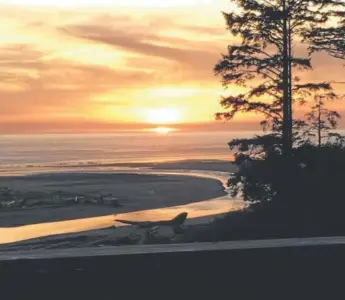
left=146, top=108, right=182, bottom=124
left=151, top=127, right=175, bottom=134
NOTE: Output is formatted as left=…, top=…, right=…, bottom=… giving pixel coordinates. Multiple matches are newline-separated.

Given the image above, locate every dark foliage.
left=226, top=145, right=345, bottom=237
left=213, top=0, right=345, bottom=239
left=304, top=92, right=344, bottom=146
left=303, top=9, right=345, bottom=60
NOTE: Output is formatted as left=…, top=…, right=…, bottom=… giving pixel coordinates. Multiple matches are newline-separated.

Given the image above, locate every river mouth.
left=0, top=167, right=243, bottom=245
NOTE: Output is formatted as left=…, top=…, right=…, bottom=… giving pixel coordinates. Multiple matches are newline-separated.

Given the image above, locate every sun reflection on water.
left=151, top=127, right=175, bottom=134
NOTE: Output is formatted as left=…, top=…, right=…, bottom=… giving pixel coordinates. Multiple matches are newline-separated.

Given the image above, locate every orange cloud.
left=0, top=1, right=344, bottom=133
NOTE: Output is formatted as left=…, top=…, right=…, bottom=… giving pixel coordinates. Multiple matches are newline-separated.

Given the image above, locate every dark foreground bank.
left=1, top=237, right=344, bottom=298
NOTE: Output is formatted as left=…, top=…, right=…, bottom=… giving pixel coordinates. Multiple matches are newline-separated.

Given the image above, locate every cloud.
left=0, top=2, right=344, bottom=133
left=0, top=6, right=228, bottom=129
left=62, top=24, right=220, bottom=81
left=0, top=44, right=151, bottom=120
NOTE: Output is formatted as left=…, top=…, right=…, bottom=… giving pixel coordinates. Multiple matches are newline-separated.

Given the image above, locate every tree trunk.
left=288, top=9, right=293, bottom=151
left=318, top=103, right=322, bottom=147
left=282, top=0, right=292, bottom=156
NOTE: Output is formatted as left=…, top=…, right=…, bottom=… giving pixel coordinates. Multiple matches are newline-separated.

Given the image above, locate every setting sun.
left=146, top=108, right=182, bottom=124
left=151, top=127, right=175, bottom=134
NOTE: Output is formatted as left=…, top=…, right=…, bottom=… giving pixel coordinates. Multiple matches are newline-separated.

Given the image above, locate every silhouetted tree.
left=303, top=9, right=345, bottom=61
left=305, top=91, right=344, bottom=147
left=215, top=0, right=339, bottom=158
left=212, top=0, right=345, bottom=239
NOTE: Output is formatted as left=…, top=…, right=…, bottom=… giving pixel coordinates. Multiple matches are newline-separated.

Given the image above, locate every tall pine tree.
left=215, top=0, right=342, bottom=210
left=215, top=0, right=340, bottom=160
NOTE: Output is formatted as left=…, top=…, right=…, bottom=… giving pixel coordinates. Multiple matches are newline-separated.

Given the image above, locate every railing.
left=1, top=237, right=344, bottom=298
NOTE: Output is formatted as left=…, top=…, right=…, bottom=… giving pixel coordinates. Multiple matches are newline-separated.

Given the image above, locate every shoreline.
left=0, top=159, right=235, bottom=177
left=0, top=171, right=228, bottom=227
left=0, top=160, right=240, bottom=247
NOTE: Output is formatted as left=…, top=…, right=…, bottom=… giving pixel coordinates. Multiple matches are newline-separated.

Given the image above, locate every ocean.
left=0, top=131, right=257, bottom=172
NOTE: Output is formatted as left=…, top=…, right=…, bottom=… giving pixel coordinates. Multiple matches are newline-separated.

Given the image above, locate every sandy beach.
left=0, top=160, right=239, bottom=243
left=0, top=160, right=240, bottom=249
left=0, top=171, right=227, bottom=227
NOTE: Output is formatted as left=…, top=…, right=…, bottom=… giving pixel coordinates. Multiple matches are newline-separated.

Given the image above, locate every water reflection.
left=0, top=197, right=242, bottom=244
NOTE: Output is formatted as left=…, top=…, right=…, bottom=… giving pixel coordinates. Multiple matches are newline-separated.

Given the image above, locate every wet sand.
left=0, top=172, right=227, bottom=227
left=0, top=160, right=239, bottom=247
left=0, top=207, right=239, bottom=251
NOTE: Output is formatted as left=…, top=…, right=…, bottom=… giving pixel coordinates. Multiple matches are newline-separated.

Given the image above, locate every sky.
left=0, top=0, right=344, bottom=134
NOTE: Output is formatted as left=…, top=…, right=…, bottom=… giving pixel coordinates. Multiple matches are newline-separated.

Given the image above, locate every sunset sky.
left=0, top=0, right=344, bottom=133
